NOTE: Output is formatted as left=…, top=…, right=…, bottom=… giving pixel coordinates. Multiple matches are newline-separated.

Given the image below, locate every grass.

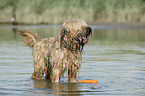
left=0, top=0, right=145, bottom=24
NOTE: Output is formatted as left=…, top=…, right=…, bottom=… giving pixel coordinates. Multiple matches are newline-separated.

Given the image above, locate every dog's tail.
left=19, top=30, right=39, bottom=48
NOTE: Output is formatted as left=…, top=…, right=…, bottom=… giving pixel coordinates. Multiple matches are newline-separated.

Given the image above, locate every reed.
left=0, top=0, right=145, bottom=24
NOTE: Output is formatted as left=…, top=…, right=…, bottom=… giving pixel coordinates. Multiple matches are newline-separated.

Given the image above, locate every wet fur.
left=19, top=20, right=92, bottom=82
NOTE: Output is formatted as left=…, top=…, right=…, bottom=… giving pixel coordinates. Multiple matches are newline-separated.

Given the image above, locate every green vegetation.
left=0, top=0, right=145, bottom=24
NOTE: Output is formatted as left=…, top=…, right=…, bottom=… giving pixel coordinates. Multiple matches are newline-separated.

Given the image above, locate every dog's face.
left=60, top=20, right=92, bottom=52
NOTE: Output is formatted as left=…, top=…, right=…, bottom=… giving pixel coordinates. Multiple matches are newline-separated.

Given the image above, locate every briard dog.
left=19, top=20, right=92, bottom=82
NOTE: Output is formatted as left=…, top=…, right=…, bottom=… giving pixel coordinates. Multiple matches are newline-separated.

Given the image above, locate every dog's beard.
left=74, top=36, right=88, bottom=52
left=61, top=36, right=87, bottom=52
left=80, top=36, right=88, bottom=51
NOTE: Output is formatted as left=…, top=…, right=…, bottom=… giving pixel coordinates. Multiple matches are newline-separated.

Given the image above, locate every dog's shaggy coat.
left=19, top=20, right=92, bottom=82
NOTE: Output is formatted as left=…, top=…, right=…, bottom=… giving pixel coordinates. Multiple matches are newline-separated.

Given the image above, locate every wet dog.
left=19, top=20, right=92, bottom=82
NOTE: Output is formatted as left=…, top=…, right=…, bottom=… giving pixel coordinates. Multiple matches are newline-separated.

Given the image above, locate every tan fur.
left=19, top=20, right=92, bottom=82
left=19, top=30, right=39, bottom=47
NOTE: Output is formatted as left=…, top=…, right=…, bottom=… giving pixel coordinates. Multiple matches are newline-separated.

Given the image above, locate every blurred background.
left=0, top=0, right=145, bottom=25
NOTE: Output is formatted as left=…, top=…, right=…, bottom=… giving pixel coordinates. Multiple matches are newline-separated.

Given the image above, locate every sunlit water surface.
left=0, top=24, right=145, bottom=95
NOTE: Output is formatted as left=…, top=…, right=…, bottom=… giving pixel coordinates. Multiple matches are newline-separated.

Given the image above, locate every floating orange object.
left=78, top=79, right=98, bottom=84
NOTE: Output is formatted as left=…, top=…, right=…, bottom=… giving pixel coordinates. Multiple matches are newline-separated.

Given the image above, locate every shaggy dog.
left=19, top=20, right=92, bottom=82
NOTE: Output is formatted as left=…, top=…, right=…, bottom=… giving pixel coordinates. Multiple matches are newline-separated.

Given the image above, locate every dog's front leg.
left=68, top=65, right=77, bottom=82
left=52, top=68, right=60, bottom=82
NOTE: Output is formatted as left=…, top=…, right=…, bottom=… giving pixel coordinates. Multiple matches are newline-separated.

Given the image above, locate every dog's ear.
left=61, top=28, right=67, bottom=41
left=60, top=28, right=67, bottom=47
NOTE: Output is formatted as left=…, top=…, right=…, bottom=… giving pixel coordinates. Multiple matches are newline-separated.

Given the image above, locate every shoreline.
left=0, top=22, right=145, bottom=29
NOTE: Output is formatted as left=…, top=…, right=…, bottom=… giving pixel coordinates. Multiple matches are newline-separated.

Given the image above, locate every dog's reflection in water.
left=33, top=79, right=80, bottom=95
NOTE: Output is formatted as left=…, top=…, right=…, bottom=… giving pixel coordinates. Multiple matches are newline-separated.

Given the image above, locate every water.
left=0, top=24, right=145, bottom=95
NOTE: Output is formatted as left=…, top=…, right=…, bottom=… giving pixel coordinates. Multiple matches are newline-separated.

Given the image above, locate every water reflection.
left=33, top=80, right=80, bottom=95
left=91, top=29, right=145, bottom=44
left=12, top=26, right=18, bottom=40
left=0, top=25, right=60, bottom=41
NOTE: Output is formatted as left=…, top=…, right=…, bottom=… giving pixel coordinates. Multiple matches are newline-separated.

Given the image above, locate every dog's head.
left=60, top=20, right=92, bottom=52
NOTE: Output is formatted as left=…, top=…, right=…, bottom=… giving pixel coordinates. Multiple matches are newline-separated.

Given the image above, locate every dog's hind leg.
left=32, top=60, right=45, bottom=79
left=32, top=46, right=46, bottom=80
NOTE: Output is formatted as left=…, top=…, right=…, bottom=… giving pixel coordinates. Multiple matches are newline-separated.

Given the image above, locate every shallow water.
left=0, top=24, right=145, bottom=95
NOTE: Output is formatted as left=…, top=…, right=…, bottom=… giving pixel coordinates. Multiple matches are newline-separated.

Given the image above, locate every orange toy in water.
left=78, top=79, right=98, bottom=84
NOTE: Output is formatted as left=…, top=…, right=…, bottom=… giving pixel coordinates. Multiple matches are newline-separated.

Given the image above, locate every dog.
left=19, top=20, right=92, bottom=82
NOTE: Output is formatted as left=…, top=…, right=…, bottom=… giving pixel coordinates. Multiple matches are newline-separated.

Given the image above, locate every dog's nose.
left=86, top=27, right=92, bottom=36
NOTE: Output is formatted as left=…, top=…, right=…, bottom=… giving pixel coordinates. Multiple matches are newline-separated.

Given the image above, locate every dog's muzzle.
left=75, top=27, right=92, bottom=52
left=82, top=37, right=88, bottom=44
